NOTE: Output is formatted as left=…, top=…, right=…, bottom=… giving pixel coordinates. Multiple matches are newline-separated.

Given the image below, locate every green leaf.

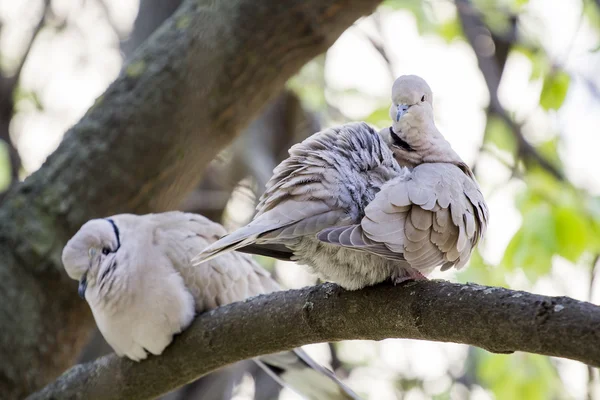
left=553, top=206, right=588, bottom=262
left=437, top=19, right=463, bottom=43
left=536, top=137, right=563, bottom=171
left=584, top=0, right=600, bottom=31
left=508, top=171, right=598, bottom=271
left=502, top=204, right=556, bottom=280
left=485, top=115, right=516, bottom=154
left=540, top=71, right=570, bottom=110
left=512, top=46, right=549, bottom=82
left=478, top=352, right=560, bottom=400
left=287, top=56, right=327, bottom=111
left=365, top=106, right=391, bottom=127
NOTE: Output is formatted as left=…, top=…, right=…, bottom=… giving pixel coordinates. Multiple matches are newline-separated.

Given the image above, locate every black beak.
left=78, top=274, right=88, bottom=299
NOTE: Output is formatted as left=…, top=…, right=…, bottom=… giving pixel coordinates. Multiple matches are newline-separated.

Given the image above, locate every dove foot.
left=392, top=269, right=428, bottom=285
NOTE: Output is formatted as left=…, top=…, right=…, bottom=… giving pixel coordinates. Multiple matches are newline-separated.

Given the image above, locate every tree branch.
left=456, top=0, right=565, bottom=181
left=29, top=280, right=600, bottom=400
left=0, top=0, right=50, bottom=196
left=0, top=0, right=383, bottom=396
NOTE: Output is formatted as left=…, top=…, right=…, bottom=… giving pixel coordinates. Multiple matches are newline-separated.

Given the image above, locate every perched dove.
left=62, top=212, right=361, bottom=400
left=193, top=75, right=488, bottom=290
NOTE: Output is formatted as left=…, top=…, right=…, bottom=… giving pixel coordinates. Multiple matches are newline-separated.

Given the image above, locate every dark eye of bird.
left=102, top=247, right=111, bottom=255
left=421, top=95, right=425, bottom=102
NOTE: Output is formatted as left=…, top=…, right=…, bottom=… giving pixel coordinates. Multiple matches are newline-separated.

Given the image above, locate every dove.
left=192, top=75, right=488, bottom=290
left=62, top=211, right=361, bottom=400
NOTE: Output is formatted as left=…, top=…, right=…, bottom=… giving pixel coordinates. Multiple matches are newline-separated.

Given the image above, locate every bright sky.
left=1, top=0, right=598, bottom=399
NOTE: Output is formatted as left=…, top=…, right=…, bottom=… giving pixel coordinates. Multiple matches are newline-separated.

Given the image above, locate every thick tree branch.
left=30, top=280, right=600, bottom=400
left=0, top=0, right=382, bottom=396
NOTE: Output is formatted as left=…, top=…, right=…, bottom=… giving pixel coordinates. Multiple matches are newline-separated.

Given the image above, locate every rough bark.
left=29, top=280, right=600, bottom=400
left=0, top=0, right=382, bottom=397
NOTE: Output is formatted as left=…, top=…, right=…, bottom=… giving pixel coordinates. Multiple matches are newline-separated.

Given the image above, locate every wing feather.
left=344, top=163, right=488, bottom=273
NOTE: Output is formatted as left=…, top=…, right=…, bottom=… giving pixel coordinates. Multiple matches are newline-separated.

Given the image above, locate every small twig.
left=589, top=255, right=599, bottom=302
left=328, top=343, right=343, bottom=374
left=353, top=12, right=395, bottom=81
left=471, top=8, right=516, bottom=177
left=578, top=73, right=600, bottom=101
left=12, top=0, right=51, bottom=82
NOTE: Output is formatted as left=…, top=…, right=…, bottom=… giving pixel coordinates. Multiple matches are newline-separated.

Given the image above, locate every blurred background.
left=1, top=0, right=599, bottom=399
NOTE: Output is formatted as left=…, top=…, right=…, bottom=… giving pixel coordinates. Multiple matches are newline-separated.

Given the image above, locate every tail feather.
left=254, top=350, right=363, bottom=400
left=253, top=358, right=303, bottom=398
left=191, top=224, right=268, bottom=265
left=293, top=348, right=361, bottom=400
left=237, top=243, right=294, bottom=261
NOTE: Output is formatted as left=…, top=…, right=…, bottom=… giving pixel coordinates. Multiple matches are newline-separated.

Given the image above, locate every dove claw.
left=392, top=269, right=428, bottom=285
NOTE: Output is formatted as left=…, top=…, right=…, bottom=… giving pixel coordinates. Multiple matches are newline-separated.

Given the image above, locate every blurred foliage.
left=0, top=141, right=11, bottom=192
left=478, top=351, right=563, bottom=400
left=13, top=87, right=44, bottom=112
left=540, top=71, right=571, bottom=111
left=502, top=170, right=600, bottom=281
left=486, top=115, right=517, bottom=155
left=461, top=249, right=509, bottom=287
left=287, top=55, right=327, bottom=112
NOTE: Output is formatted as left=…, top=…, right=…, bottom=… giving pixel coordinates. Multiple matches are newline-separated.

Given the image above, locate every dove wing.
left=319, top=163, right=488, bottom=272
left=193, top=122, right=397, bottom=265
left=152, top=212, right=279, bottom=311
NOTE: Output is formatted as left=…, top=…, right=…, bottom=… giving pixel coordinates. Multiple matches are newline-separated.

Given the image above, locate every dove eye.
left=421, top=95, right=426, bottom=102
left=102, top=247, right=111, bottom=255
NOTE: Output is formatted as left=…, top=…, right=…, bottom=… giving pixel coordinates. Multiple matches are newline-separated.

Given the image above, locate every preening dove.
left=62, top=212, right=361, bottom=400
left=193, top=75, right=489, bottom=290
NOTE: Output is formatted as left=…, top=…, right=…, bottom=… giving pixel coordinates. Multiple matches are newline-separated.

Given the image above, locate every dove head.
left=379, top=75, right=464, bottom=167
left=62, top=214, right=196, bottom=361
left=389, top=75, right=433, bottom=128
left=62, top=218, right=122, bottom=301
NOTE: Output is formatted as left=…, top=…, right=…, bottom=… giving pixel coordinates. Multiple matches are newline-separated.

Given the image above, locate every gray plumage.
left=192, top=75, right=489, bottom=290
left=62, top=211, right=361, bottom=400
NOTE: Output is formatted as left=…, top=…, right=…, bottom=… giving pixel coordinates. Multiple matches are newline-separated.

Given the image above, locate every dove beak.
left=396, top=104, right=410, bottom=122
left=78, top=273, right=88, bottom=299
